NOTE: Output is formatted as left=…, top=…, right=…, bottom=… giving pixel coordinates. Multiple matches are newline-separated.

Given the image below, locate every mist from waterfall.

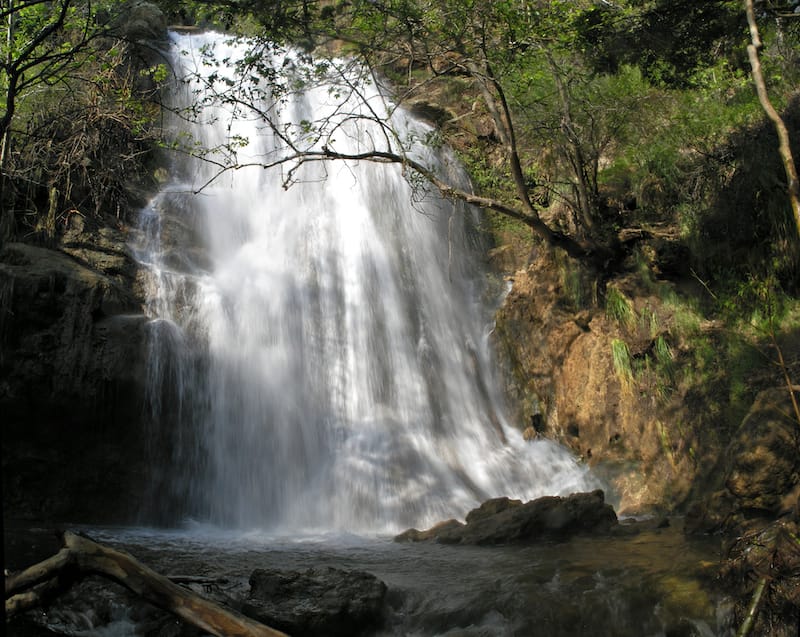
left=134, top=31, right=598, bottom=533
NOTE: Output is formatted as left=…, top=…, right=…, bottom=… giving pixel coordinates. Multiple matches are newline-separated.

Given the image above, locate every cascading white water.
left=135, top=31, right=598, bottom=533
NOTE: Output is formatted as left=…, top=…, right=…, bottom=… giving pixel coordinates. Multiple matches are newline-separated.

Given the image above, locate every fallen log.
left=5, top=531, right=288, bottom=637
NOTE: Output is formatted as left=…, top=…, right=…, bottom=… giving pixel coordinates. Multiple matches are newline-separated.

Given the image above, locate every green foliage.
left=154, top=0, right=307, bottom=36
left=639, top=304, right=660, bottom=337
left=718, top=275, right=787, bottom=328
left=665, top=293, right=702, bottom=339
left=653, top=334, right=675, bottom=382
left=509, top=57, right=656, bottom=228
left=482, top=207, right=530, bottom=248
left=181, top=0, right=799, bottom=292
left=143, top=63, right=169, bottom=84
left=458, top=148, right=517, bottom=213
left=605, top=286, right=635, bottom=330
left=576, top=0, right=745, bottom=88
left=1, top=1, right=163, bottom=237
left=690, top=97, right=800, bottom=296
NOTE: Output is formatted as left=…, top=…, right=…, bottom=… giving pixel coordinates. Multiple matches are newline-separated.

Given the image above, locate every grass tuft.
left=611, top=338, right=634, bottom=387
left=606, top=287, right=636, bottom=330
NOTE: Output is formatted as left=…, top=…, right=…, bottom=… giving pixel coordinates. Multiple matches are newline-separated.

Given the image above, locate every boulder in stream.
left=242, top=566, right=387, bottom=637
left=395, top=489, right=618, bottom=545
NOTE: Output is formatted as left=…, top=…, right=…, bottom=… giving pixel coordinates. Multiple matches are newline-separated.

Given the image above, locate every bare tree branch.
left=166, top=25, right=614, bottom=267
left=745, top=0, right=800, bottom=237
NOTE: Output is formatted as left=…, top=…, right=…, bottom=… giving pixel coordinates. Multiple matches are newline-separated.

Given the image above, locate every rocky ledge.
left=395, top=490, right=618, bottom=545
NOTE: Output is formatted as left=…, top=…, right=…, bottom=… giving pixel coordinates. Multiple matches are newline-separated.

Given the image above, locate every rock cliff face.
left=1, top=215, right=149, bottom=522
left=492, top=252, right=712, bottom=516
left=0, top=0, right=168, bottom=525
left=492, top=248, right=800, bottom=525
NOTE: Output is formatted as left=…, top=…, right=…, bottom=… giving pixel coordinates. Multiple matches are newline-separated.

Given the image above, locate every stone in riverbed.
left=242, top=566, right=387, bottom=637
left=395, top=490, right=618, bottom=545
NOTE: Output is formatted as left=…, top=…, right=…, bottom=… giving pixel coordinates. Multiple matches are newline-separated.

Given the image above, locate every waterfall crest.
left=135, top=31, right=598, bottom=533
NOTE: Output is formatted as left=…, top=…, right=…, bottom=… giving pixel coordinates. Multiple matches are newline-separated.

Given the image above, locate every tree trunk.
left=744, top=0, right=800, bottom=237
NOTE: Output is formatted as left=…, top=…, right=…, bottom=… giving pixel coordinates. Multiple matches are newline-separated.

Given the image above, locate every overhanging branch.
left=187, top=140, right=597, bottom=261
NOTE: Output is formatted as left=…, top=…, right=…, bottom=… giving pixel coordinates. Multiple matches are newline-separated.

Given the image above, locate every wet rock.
left=111, top=1, right=167, bottom=42
left=1, top=229, right=149, bottom=522
left=465, top=496, right=523, bottom=524
left=5, top=616, right=62, bottom=636
left=0, top=241, right=147, bottom=407
left=395, top=490, right=618, bottom=545
left=242, top=567, right=387, bottom=637
left=492, top=258, right=700, bottom=516
left=393, top=518, right=465, bottom=542
left=407, top=100, right=454, bottom=126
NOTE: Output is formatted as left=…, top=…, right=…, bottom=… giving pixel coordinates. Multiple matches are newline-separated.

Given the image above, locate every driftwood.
left=5, top=530, right=288, bottom=637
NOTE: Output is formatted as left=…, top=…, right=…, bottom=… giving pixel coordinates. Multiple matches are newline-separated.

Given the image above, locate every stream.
left=6, top=520, right=731, bottom=637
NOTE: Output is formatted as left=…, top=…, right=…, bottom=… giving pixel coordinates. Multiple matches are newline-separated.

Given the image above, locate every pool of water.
left=6, top=519, right=733, bottom=637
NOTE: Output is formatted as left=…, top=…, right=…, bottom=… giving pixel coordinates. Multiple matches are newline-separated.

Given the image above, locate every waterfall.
left=135, top=31, right=598, bottom=533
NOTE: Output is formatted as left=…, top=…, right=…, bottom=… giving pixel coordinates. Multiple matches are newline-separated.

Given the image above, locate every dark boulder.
left=242, top=567, right=387, bottom=637
left=395, top=490, right=618, bottom=545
